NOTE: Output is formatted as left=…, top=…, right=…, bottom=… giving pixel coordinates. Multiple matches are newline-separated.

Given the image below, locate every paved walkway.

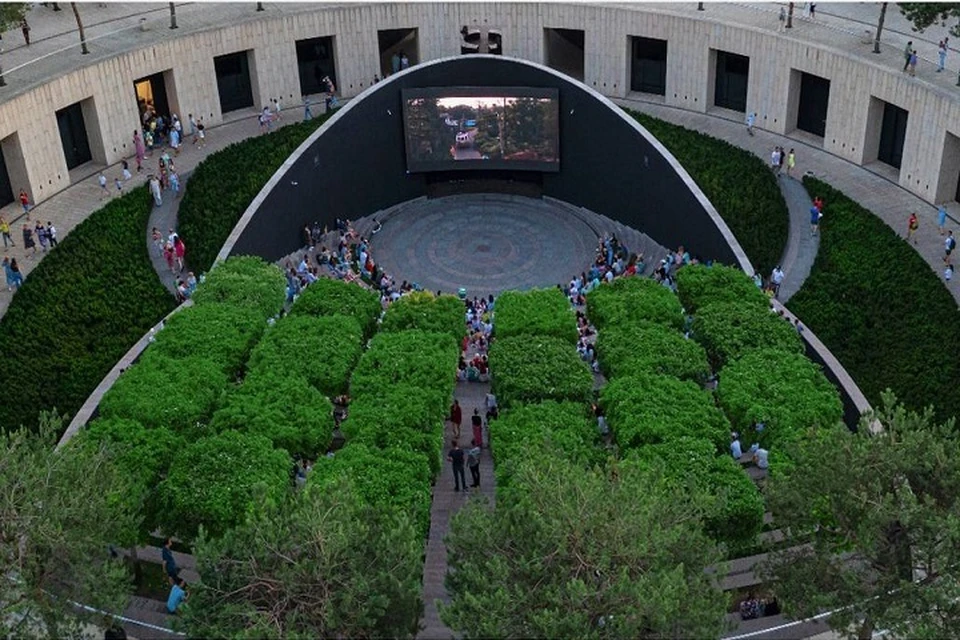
left=147, top=171, right=192, bottom=295
left=776, top=174, right=819, bottom=302
left=616, top=97, right=960, bottom=304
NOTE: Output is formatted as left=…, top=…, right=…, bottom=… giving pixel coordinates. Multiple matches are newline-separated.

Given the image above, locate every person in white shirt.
left=753, top=447, right=769, bottom=470
left=771, top=266, right=785, bottom=297
left=730, top=432, right=742, bottom=460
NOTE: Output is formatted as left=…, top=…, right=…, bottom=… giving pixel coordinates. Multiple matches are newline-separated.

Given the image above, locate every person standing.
left=133, top=130, right=146, bottom=172
left=938, top=39, right=948, bottom=72
left=149, top=174, right=162, bottom=207
left=908, top=50, right=919, bottom=77
left=904, top=41, right=914, bottom=72
left=303, top=96, right=313, bottom=121
left=810, top=205, right=822, bottom=235
left=808, top=3, right=816, bottom=19
left=907, top=212, right=919, bottom=244
left=391, top=52, right=401, bottom=76
left=730, top=432, right=742, bottom=460
left=22, top=224, right=36, bottom=256
left=447, top=440, right=467, bottom=492
left=778, top=6, right=786, bottom=32
left=174, top=235, right=186, bottom=272
left=939, top=205, right=948, bottom=235
left=400, top=51, right=410, bottom=69
left=449, top=399, right=462, bottom=440
left=196, top=119, right=206, bottom=148
left=20, top=18, right=30, bottom=45
left=169, top=170, right=181, bottom=199
left=467, top=439, right=481, bottom=489
left=98, top=172, right=109, bottom=199
left=945, top=230, right=956, bottom=263
left=121, top=160, right=132, bottom=182
left=35, top=221, right=47, bottom=252
left=3, top=257, right=17, bottom=291
left=471, top=408, right=483, bottom=449
left=152, top=227, right=163, bottom=256
left=46, top=221, right=57, bottom=248
left=746, top=112, right=756, bottom=136
left=188, top=114, right=198, bottom=144
left=771, top=265, right=785, bottom=297
left=786, top=148, right=796, bottom=177
left=0, top=216, right=14, bottom=249
left=19, top=189, right=31, bottom=218
left=770, top=147, right=782, bottom=175
left=161, top=537, right=179, bottom=584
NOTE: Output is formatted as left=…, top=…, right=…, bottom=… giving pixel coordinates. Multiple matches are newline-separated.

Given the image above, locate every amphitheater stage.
left=371, top=194, right=602, bottom=298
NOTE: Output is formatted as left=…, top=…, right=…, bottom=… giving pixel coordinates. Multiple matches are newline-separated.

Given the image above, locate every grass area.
left=789, top=177, right=960, bottom=423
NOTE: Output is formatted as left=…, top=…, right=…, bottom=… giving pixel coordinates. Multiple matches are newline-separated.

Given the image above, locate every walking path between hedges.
left=616, top=97, right=960, bottom=305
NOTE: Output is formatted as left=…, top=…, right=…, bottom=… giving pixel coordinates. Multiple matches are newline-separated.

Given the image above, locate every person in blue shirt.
left=167, top=577, right=188, bottom=614
left=730, top=432, right=743, bottom=460
left=939, top=205, right=948, bottom=236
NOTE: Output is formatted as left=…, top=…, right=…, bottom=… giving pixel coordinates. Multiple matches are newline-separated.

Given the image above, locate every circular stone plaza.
left=1, top=3, right=959, bottom=640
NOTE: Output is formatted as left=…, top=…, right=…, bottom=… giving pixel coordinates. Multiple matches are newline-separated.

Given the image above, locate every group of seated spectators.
left=739, top=593, right=780, bottom=620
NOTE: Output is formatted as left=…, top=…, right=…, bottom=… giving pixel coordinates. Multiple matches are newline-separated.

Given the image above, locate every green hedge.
left=308, top=443, right=433, bottom=539
left=692, top=300, right=804, bottom=370
left=291, top=278, right=383, bottom=340
left=489, top=335, right=594, bottom=409
left=493, top=288, right=578, bottom=344
left=594, top=321, right=711, bottom=382
left=625, top=438, right=765, bottom=548
left=156, top=429, right=291, bottom=540
left=350, top=330, right=460, bottom=415
left=380, top=291, right=465, bottom=342
left=191, top=256, right=286, bottom=320
left=600, top=374, right=731, bottom=451
left=627, top=110, right=788, bottom=277
left=178, top=115, right=335, bottom=272
left=150, top=303, right=265, bottom=377
left=0, top=187, right=175, bottom=434
left=585, top=277, right=685, bottom=331
left=490, top=401, right=606, bottom=489
left=717, top=349, right=844, bottom=451
left=790, top=177, right=960, bottom=423
left=97, top=350, right=226, bottom=435
left=245, top=314, right=363, bottom=398
left=210, top=373, right=335, bottom=458
left=340, top=388, right=445, bottom=478
left=675, top=264, right=769, bottom=315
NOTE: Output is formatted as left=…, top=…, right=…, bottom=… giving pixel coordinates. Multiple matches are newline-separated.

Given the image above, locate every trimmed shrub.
left=600, top=374, right=731, bottom=450
left=307, top=443, right=433, bottom=538
left=595, top=321, right=710, bottom=382
left=178, top=114, right=335, bottom=272
left=490, top=401, right=605, bottom=489
left=340, top=389, right=445, bottom=477
left=150, top=303, right=265, bottom=377
left=291, top=278, right=383, bottom=340
left=489, top=335, right=594, bottom=409
left=692, top=300, right=804, bottom=370
left=627, top=109, right=788, bottom=277
left=210, top=373, right=335, bottom=458
left=381, top=291, right=465, bottom=342
left=675, top=264, right=769, bottom=315
left=585, top=277, right=685, bottom=331
left=790, top=177, right=960, bottom=423
left=0, top=187, right=175, bottom=434
left=625, top=438, right=765, bottom=547
left=716, top=348, right=843, bottom=450
left=350, top=330, right=460, bottom=415
left=245, top=314, right=363, bottom=397
left=191, top=256, right=286, bottom=320
left=156, top=430, right=291, bottom=540
left=494, top=288, right=578, bottom=344
left=97, top=350, right=226, bottom=434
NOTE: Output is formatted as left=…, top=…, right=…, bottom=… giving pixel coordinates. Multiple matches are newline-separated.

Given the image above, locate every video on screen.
left=402, top=88, right=560, bottom=172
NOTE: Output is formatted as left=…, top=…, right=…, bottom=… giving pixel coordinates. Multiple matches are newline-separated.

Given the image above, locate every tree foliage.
left=790, top=176, right=960, bottom=424
left=441, top=453, right=729, bottom=639
left=691, top=300, right=804, bottom=370
left=1, top=413, right=138, bottom=638
left=761, top=393, right=960, bottom=639
left=245, top=314, right=363, bottom=397
left=585, top=276, right=685, bottom=331
left=675, top=264, right=769, bottom=315
left=600, top=374, right=731, bottom=451
left=156, top=430, right=291, bottom=540
left=594, top=320, right=710, bottom=382
left=489, top=335, right=594, bottom=408
left=0, top=4, right=28, bottom=32
left=182, top=477, right=423, bottom=639
left=290, top=277, right=383, bottom=340
left=191, top=256, right=286, bottom=320
left=898, top=3, right=960, bottom=37
left=381, top=291, right=465, bottom=341
left=494, top=288, right=579, bottom=344
left=716, top=348, right=843, bottom=450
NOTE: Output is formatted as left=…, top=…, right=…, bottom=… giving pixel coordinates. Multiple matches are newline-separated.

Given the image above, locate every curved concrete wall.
left=2, top=3, right=959, bottom=207
left=225, top=55, right=749, bottom=271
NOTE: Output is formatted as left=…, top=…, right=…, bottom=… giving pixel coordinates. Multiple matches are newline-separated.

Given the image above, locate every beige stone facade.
left=2, top=2, right=960, bottom=207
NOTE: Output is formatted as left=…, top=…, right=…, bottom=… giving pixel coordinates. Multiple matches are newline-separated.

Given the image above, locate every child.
left=122, top=160, right=132, bottom=182
left=115, top=177, right=123, bottom=194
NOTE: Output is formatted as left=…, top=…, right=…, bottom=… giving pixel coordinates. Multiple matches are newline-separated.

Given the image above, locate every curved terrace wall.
left=1, top=3, right=959, bottom=208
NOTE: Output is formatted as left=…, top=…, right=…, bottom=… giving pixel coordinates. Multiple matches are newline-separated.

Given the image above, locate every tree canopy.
left=898, top=3, right=960, bottom=37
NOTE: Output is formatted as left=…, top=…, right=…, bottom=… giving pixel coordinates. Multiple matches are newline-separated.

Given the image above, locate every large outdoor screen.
left=401, top=87, right=560, bottom=172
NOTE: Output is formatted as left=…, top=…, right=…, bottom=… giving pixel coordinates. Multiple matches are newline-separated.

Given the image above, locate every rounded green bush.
left=675, top=264, right=769, bottom=315
left=494, top=288, right=579, bottom=344
left=191, top=256, right=286, bottom=320
left=381, top=291, right=466, bottom=341
left=489, top=335, right=594, bottom=409
left=290, top=278, right=383, bottom=340
left=692, top=300, right=803, bottom=370
left=595, top=320, right=710, bottom=382
left=600, top=374, right=731, bottom=450
left=716, top=348, right=843, bottom=450
left=586, top=276, right=685, bottom=331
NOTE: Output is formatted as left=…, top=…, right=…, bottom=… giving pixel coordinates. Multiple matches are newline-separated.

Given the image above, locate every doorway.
left=878, top=102, right=908, bottom=169
left=296, top=36, right=337, bottom=96
left=630, top=36, right=667, bottom=95
left=544, top=28, right=585, bottom=81
left=133, top=72, right=171, bottom=123
left=0, top=145, right=13, bottom=208
left=797, top=72, right=830, bottom=137
left=378, top=28, right=419, bottom=78
left=56, top=102, right=93, bottom=170
left=713, top=50, right=750, bottom=112
left=214, top=51, right=254, bottom=114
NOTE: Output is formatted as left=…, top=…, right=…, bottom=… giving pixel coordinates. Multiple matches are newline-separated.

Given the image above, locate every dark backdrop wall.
left=229, top=56, right=740, bottom=267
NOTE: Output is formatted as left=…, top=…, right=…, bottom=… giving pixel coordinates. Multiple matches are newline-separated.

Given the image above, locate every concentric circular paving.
left=372, top=194, right=598, bottom=297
